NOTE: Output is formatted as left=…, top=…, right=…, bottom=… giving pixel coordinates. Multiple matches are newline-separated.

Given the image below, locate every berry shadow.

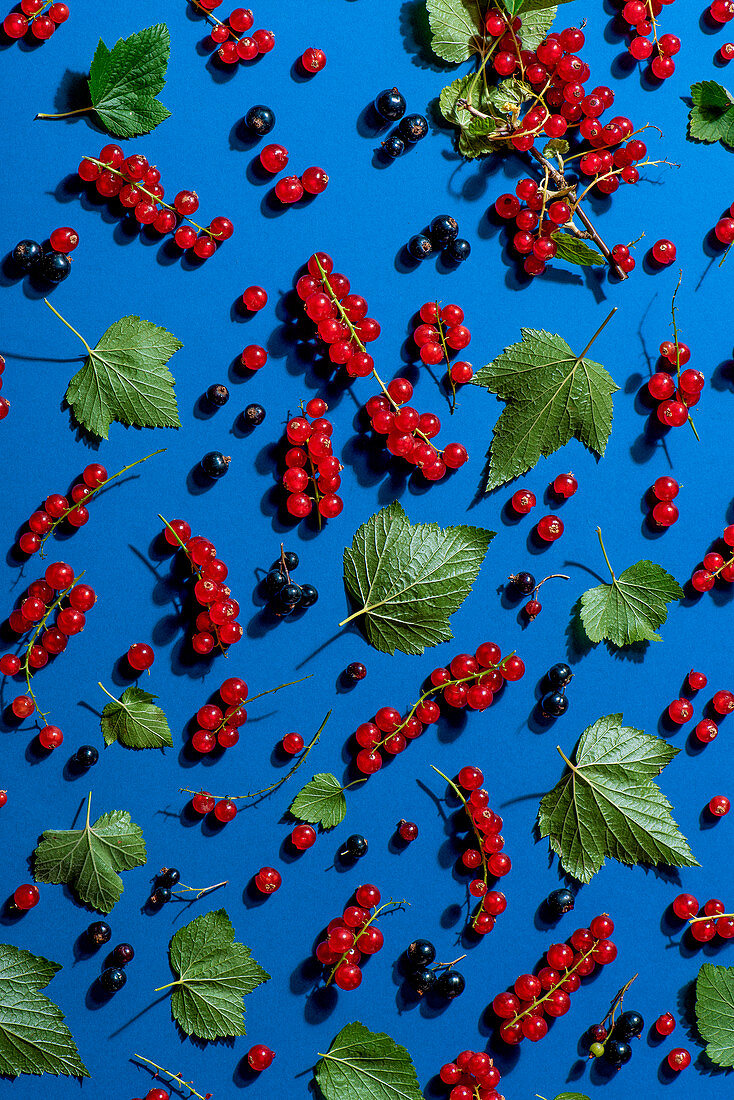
left=231, top=1056, right=260, bottom=1088
left=700, top=10, right=725, bottom=35
left=84, top=978, right=116, bottom=1010
left=206, top=52, right=242, bottom=84
left=245, top=156, right=274, bottom=187
left=186, top=463, right=225, bottom=495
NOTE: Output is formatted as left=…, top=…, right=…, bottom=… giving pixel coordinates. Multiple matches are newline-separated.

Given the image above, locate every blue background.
left=1, top=1, right=733, bottom=1098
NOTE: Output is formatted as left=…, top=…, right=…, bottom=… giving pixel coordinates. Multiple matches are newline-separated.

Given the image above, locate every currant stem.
left=83, top=157, right=212, bottom=238
left=21, top=571, right=86, bottom=723
left=43, top=299, right=92, bottom=354
left=595, top=527, right=615, bottom=581
left=433, top=299, right=458, bottom=415
left=533, top=573, right=570, bottom=596
left=133, top=1055, right=208, bottom=1100
left=175, top=879, right=228, bottom=899
left=689, top=912, right=734, bottom=923
left=430, top=764, right=489, bottom=917
left=279, top=543, right=291, bottom=584
left=324, top=900, right=406, bottom=987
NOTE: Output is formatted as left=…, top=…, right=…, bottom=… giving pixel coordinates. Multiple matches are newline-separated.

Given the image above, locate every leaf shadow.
left=43, top=68, right=91, bottom=114
left=399, top=0, right=457, bottom=72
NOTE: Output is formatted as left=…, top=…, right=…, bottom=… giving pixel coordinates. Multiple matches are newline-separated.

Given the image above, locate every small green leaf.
left=33, top=794, right=146, bottom=913
left=688, top=80, right=734, bottom=149
left=543, top=137, right=570, bottom=161
left=579, top=544, right=683, bottom=646
left=162, top=910, right=270, bottom=1041
left=88, top=24, right=171, bottom=137
left=0, top=944, right=89, bottom=1077
left=552, top=232, right=605, bottom=267
left=342, top=501, right=494, bottom=656
left=289, top=773, right=346, bottom=830
left=426, top=0, right=482, bottom=63
left=100, top=685, right=172, bottom=750
left=315, top=1021, right=423, bottom=1100
left=696, top=963, right=734, bottom=1067
left=538, top=714, right=699, bottom=883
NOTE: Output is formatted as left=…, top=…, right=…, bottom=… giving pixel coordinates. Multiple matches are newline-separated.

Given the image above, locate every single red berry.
left=39, top=725, right=63, bottom=750
left=13, top=883, right=39, bottom=910
left=301, top=47, right=326, bottom=72
left=536, top=514, right=564, bottom=542
left=672, top=892, right=699, bottom=920
left=301, top=166, right=329, bottom=195
left=259, top=144, right=289, bottom=173
left=241, top=345, right=268, bottom=371
left=253, top=28, right=275, bottom=53
left=713, top=689, right=734, bottom=714
left=655, top=1012, right=676, bottom=1036
left=291, top=824, right=316, bottom=850
left=668, top=698, right=693, bottom=724
left=255, top=866, right=281, bottom=893
left=397, top=820, right=418, bottom=842
left=214, top=799, right=237, bottom=823
left=651, top=239, right=676, bottom=265
left=688, top=670, right=707, bottom=691
left=49, top=227, right=79, bottom=253
left=667, top=1048, right=691, bottom=1072
left=553, top=473, right=578, bottom=498
left=127, top=643, right=154, bottom=671
left=511, top=488, right=536, bottom=515
left=242, top=286, right=267, bottom=312
left=695, top=718, right=718, bottom=744
left=247, top=1045, right=275, bottom=1071
left=282, top=732, right=304, bottom=755
left=709, top=795, right=730, bottom=816
left=191, top=791, right=215, bottom=815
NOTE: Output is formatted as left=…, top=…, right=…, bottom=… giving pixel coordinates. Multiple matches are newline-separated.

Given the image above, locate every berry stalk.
left=133, top=1056, right=210, bottom=1100
left=430, top=765, right=488, bottom=928
left=586, top=973, right=638, bottom=1060
left=21, top=570, right=85, bottom=721
left=79, top=158, right=215, bottom=238
left=324, top=899, right=406, bottom=987
left=432, top=299, right=459, bottom=414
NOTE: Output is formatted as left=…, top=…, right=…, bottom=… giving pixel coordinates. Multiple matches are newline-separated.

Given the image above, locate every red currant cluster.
left=672, top=892, right=734, bottom=942
left=365, top=383, right=468, bottom=481
left=440, top=763, right=511, bottom=936
left=709, top=0, right=734, bottom=25
left=188, top=677, right=248, bottom=754
left=313, top=883, right=387, bottom=991
left=618, top=1, right=680, bottom=79
left=691, top=524, right=734, bottom=593
left=646, top=475, right=679, bottom=528
left=647, top=347, right=702, bottom=431
left=0, top=560, right=94, bottom=748
left=438, top=1049, right=503, bottom=1100
left=668, top=677, right=733, bottom=744
left=411, top=302, right=472, bottom=412
left=190, top=1, right=274, bottom=65
left=160, top=518, right=243, bottom=654
left=2, top=0, right=68, bottom=40
left=0, top=354, right=7, bottom=423
left=491, top=913, right=617, bottom=1044
left=296, top=252, right=382, bottom=378
left=257, top=143, right=329, bottom=202
left=353, top=646, right=525, bottom=777
left=77, top=145, right=233, bottom=260
left=712, top=200, right=734, bottom=249
left=280, top=400, right=343, bottom=521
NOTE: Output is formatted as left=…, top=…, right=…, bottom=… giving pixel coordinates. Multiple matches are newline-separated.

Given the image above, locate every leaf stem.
left=153, top=980, right=180, bottom=992
left=85, top=791, right=92, bottom=830
left=556, top=745, right=576, bottom=772
left=97, top=683, right=118, bottom=705
left=595, top=527, right=615, bottom=581
left=36, top=107, right=91, bottom=120
left=43, top=298, right=92, bottom=354
left=576, top=308, right=618, bottom=364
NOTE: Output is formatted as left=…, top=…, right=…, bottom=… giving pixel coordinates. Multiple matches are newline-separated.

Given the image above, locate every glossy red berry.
left=536, top=514, right=564, bottom=542
left=511, top=488, right=536, bottom=514
left=214, top=799, right=237, bottom=823
left=247, top=1045, right=275, bottom=1071
left=668, top=698, right=693, bottom=724
left=709, top=795, right=730, bottom=816
left=652, top=239, right=676, bottom=265
left=255, top=866, right=281, bottom=893
left=260, top=144, right=289, bottom=173
left=713, top=689, right=734, bottom=714
left=291, top=824, right=317, bottom=850
left=242, top=286, right=267, bottom=312
left=127, top=643, right=154, bottom=671
left=397, top=820, right=418, bottom=842
left=655, top=1012, right=676, bottom=1036
left=553, top=473, right=578, bottom=498
left=49, top=227, right=79, bottom=253
left=672, top=892, right=699, bottom=919
left=301, top=46, right=326, bottom=72
left=302, top=167, right=329, bottom=195
left=14, top=883, right=39, bottom=910
left=667, top=1048, right=691, bottom=1071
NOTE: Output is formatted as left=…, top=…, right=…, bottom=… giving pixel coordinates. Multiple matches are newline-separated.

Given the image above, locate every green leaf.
left=63, top=314, right=182, bottom=440
left=519, top=5, right=559, bottom=51
left=688, top=80, right=734, bottom=149
left=426, top=0, right=482, bottom=63
left=471, top=326, right=618, bottom=491
left=554, top=1095, right=592, bottom=1100
left=315, top=1021, right=423, bottom=1100
left=543, top=137, right=569, bottom=161
left=0, top=944, right=89, bottom=1078
left=88, top=24, right=171, bottom=138
left=289, top=774, right=346, bottom=830
left=696, top=963, right=734, bottom=1067
left=33, top=793, right=146, bottom=913
left=579, top=554, right=683, bottom=647
left=100, top=685, right=173, bottom=750
left=162, top=910, right=270, bottom=1041
left=538, top=714, right=699, bottom=884
left=439, top=74, right=532, bottom=157
left=342, top=501, right=494, bottom=656
left=552, top=232, right=605, bottom=267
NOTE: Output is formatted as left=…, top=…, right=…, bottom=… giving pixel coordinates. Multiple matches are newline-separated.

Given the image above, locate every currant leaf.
left=341, top=501, right=494, bottom=656
left=695, top=963, right=734, bottom=1067
left=100, top=685, right=173, bottom=750
left=289, top=773, right=347, bottom=830
left=315, top=1021, right=423, bottom=1100
left=538, top=714, right=698, bottom=884
left=33, top=793, right=146, bottom=914
left=552, top=232, right=606, bottom=267
left=688, top=80, right=734, bottom=149
left=426, top=0, right=482, bottom=63
left=87, top=24, right=171, bottom=138
left=0, top=944, right=89, bottom=1078
left=471, top=325, right=618, bottom=491
left=519, top=4, right=562, bottom=51
left=161, top=910, right=270, bottom=1041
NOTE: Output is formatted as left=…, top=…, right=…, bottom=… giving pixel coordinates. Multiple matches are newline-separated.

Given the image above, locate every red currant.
left=13, top=883, right=39, bottom=910
left=709, top=794, right=730, bottom=816
left=536, top=514, right=564, bottom=542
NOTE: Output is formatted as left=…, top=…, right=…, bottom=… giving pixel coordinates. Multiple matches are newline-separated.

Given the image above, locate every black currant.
left=100, top=966, right=127, bottom=993
left=270, top=595, right=295, bottom=617
left=280, top=582, right=302, bottom=606
left=342, top=834, right=368, bottom=859
left=11, top=239, right=44, bottom=272
left=408, top=965, right=436, bottom=995
left=509, top=571, right=535, bottom=595
left=244, top=403, right=266, bottom=426
left=435, top=970, right=465, bottom=999
left=262, top=569, right=286, bottom=596
left=614, top=1010, right=644, bottom=1041
left=273, top=551, right=299, bottom=572
left=345, top=662, right=367, bottom=683
left=547, top=662, right=573, bottom=689
left=407, top=233, right=433, bottom=260
left=40, top=250, right=71, bottom=283
left=74, top=745, right=98, bottom=768
left=603, top=1039, right=632, bottom=1066
left=158, top=867, right=180, bottom=888
left=429, top=214, right=459, bottom=248
left=200, top=451, right=230, bottom=479
left=86, top=920, right=112, bottom=946
left=110, top=943, right=135, bottom=966
left=541, top=690, right=569, bottom=718
left=545, top=887, right=575, bottom=917
left=298, top=583, right=319, bottom=608
left=374, top=87, right=406, bottom=122
left=152, top=886, right=171, bottom=904
left=398, top=113, right=428, bottom=143
left=445, top=237, right=471, bottom=263
left=245, top=104, right=275, bottom=136
left=381, top=135, right=405, bottom=158
left=206, top=383, right=229, bottom=407
left=406, top=939, right=436, bottom=967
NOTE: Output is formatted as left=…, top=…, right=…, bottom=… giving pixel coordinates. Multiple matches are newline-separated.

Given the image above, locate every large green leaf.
left=315, top=1021, right=423, bottom=1100
left=33, top=794, right=146, bottom=913
left=696, top=964, right=734, bottom=1067
left=579, top=552, right=683, bottom=647
left=289, top=774, right=347, bottom=830
left=88, top=24, right=171, bottom=138
left=61, top=313, right=182, bottom=440
left=471, top=326, right=618, bottom=491
left=538, top=714, right=698, bottom=884
left=342, top=501, right=494, bottom=656
left=161, top=910, right=270, bottom=1041
left=100, top=685, right=172, bottom=750
left=0, top=944, right=88, bottom=1078
left=688, top=80, right=734, bottom=149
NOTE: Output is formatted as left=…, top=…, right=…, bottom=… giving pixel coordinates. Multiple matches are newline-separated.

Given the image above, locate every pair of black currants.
left=407, top=214, right=470, bottom=264
left=374, top=87, right=428, bottom=159
left=11, top=239, right=72, bottom=283
left=261, top=550, right=318, bottom=617
left=541, top=661, right=572, bottom=718
left=403, top=939, right=465, bottom=1000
